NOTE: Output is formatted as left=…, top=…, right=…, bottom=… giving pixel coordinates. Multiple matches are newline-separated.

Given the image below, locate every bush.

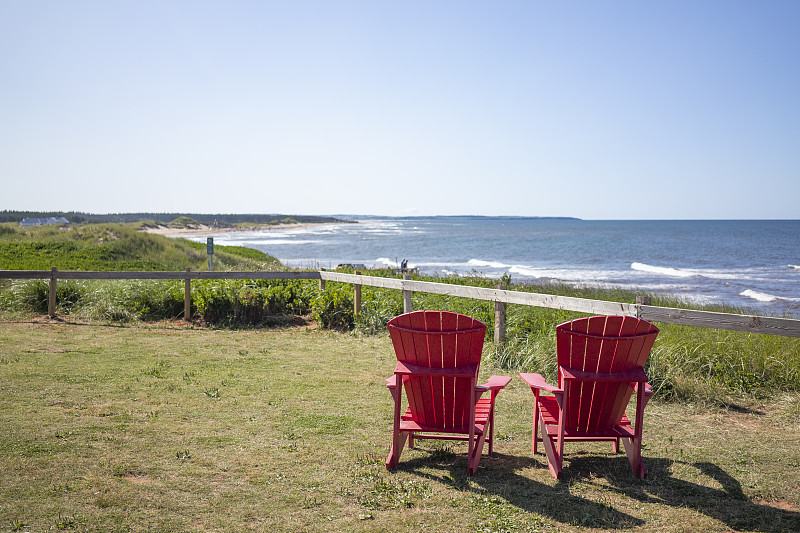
left=312, top=283, right=354, bottom=330
left=3, top=279, right=89, bottom=314
left=194, top=279, right=314, bottom=326
left=116, top=281, right=185, bottom=321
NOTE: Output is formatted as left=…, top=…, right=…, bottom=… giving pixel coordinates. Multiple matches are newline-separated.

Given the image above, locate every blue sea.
left=188, top=218, right=800, bottom=316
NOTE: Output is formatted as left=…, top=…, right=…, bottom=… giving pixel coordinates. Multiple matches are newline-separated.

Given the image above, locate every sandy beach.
left=142, top=222, right=343, bottom=237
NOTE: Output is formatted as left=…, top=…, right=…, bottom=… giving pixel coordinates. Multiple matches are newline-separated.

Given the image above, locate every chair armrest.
left=386, top=375, right=398, bottom=389
left=477, top=375, right=512, bottom=391
left=561, top=366, right=648, bottom=383
left=634, top=381, right=654, bottom=396
left=519, top=372, right=561, bottom=394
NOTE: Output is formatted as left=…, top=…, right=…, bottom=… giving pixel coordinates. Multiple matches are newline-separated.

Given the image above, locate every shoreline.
left=142, top=222, right=343, bottom=237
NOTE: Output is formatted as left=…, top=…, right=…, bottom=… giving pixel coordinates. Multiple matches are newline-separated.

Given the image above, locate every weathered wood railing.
left=1, top=268, right=799, bottom=339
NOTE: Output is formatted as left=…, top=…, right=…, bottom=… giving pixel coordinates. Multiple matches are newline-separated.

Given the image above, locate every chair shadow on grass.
left=391, top=447, right=800, bottom=531
left=391, top=448, right=645, bottom=529
left=566, top=454, right=800, bottom=533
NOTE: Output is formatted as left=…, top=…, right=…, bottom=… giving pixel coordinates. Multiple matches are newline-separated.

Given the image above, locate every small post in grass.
left=494, top=283, right=507, bottom=345
left=184, top=267, right=191, bottom=321
left=319, top=269, right=326, bottom=291
left=49, top=266, right=58, bottom=318
left=354, top=270, right=362, bottom=317
left=636, top=295, right=651, bottom=319
left=402, top=272, right=412, bottom=313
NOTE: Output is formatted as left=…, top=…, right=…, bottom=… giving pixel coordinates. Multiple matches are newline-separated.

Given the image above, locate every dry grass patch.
left=0, top=319, right=798, bottom=532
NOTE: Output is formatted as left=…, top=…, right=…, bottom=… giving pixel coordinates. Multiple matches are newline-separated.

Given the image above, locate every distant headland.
left=0, top=211, right=351, bottom=225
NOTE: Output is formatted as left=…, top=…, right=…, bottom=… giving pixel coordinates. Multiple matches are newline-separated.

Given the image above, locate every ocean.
left=188, top=218, right=800, bottom=316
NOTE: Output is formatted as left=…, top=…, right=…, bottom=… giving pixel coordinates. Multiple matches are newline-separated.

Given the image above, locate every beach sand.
left=142, top=222, right=341, bottom=237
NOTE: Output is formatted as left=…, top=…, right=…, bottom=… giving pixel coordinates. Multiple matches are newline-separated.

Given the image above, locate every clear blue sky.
left=1, top=1, right=798, bottom=219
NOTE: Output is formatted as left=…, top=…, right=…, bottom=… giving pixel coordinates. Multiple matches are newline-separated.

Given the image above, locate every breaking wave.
left=374, top=257, right=399, bottom=268
left=631, top=262, right=697, bottom=278
left=740, top=289, right=779, bottom=303
left=467, top=259, right=510, bottom=269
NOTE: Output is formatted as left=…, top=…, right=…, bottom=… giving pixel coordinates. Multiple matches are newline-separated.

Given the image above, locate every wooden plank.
left=61, top=271, right=191, bottom=279
left=48, top=267, right=57, bottom=318
left=400, top=279, right=636, bottom=316
left=639, top=305, right=800, bottom=338
left=0, top=270, right=322, bottom=281
left=354, top=283, right=362, bottom=316
left=403, top=273, right=412, bottom=313
left=184, top=268, right=191, bottom=321
left=0, top=270, right=51, bottom=279
left=192, top=271, right=320, bottom=280
left=494, top=300, right=506, bottom=344
left=320, top=271, right=403, bottom=289
left=324, top=272, right=634, bottom=315
left=354, top=270, right=362, bottom=317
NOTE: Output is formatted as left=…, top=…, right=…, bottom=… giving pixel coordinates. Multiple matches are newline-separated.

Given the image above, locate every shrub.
left=3, top=279, right=89, bottom=314
left=193, top=279, right=314, bottom=326
left=312, top=283, right=354, bottom=330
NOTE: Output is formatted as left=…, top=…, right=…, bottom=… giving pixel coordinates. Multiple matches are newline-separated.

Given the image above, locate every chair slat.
left=424, top=311, right=445, bottom=427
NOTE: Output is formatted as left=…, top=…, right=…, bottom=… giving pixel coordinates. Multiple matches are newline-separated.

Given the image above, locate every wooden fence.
left=2, top=268, right=799, bottom=339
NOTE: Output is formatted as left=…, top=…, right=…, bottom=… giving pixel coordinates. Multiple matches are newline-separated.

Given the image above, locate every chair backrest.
left=388, top=311, right=486, bottom=429
left=556, top=315, right=659, bottom=433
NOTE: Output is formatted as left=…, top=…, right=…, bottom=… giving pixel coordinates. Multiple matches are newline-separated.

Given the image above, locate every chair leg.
left=386, top=382, right=407, bottom=470
left=621, top=436, right=647, bottom=479
left=487, top=403, right=495, bottom=456
left=622, top=381, right=648, bottom=478
left=532, top=392, right=540, bottom=454
left=467, top=431, right=487, bottom=476
left=612, top=437, right=620, bottom=453
left=386, top=430, right=409, bottom=470
left=539, top=416, right=562, bottom=479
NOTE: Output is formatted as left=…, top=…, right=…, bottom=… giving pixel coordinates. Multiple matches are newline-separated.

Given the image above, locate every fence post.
left=494, top=285, right=507, bottom=344
left=494, top=283, right=507, bottom=344
left=354, top=271, right=362, bottom=317
left=402, top=272, right=412, bottom=313
left=184, top=267, right=191, bottom=321
left=49, top=267, right=58, bottom=318
left=318, top=269, right=326, bottom=291
left=635, top=295, right=651, bottom=319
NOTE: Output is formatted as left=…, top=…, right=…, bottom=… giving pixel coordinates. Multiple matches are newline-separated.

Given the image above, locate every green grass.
left=0, top=320, right=798, bottom=532
left=0, top=222, right=281, bottom=271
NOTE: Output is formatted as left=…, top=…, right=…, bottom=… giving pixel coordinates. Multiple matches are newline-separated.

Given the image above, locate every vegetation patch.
left=0, top=321, right=797, bottom=532
left=0, top=222, right=280, bottom=271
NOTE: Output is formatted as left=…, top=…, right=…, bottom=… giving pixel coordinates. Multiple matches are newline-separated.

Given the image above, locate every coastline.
left=142, top=222, right=343, bottom=237
left=137, top=218, right=798, bottom=315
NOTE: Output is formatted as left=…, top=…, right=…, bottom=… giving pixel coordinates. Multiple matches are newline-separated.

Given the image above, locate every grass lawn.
left=1, top=319, right=799, bottom=532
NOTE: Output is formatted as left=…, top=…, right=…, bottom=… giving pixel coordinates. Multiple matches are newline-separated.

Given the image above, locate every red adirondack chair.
left=520, top=315, right=659, bottom=479
left=385, top=311, right=512, bottom=475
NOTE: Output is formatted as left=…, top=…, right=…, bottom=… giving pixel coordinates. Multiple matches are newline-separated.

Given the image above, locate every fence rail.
left=2, top=268, right=799, bottom=338
left=0, top=269, right=319, bottom=280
